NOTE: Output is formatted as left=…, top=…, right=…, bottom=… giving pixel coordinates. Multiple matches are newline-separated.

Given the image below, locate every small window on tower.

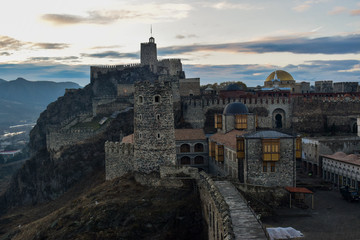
left=157, top=133, right=161, bottom=139
left=139, top=96, right=143, bottom=104
left=156, top=114, right=160, bottom=120
left=139, top=114, right=142, bottom=120
left=154, top=95, right=160, bottom=103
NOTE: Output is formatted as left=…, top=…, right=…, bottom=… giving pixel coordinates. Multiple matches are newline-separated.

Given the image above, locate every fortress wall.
left=46, top=126, right=107, bottom=152
left=105, top=141, right=134, bottom=180
left=95, top=101, right=132, bottom=116
left=179, top=78, right=200, bottom=97
left=182, top=96, right=292, bottom=130
left=196, top=171, right=235, bottom=240
left=157, top=59, right=182, bottom=76
left=292, top=98, right=360, bottom=133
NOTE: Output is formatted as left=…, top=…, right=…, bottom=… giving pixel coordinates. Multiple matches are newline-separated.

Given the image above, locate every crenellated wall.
left=47, top=124, right=108, bottom=152
left=105, top=141, right=134, bottom=180
left=182, top=96, right=292, bottom=130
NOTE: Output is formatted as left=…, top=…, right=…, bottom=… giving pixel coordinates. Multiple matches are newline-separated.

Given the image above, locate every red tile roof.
left=285, top=187, right=313, bottom=194
left=175, top=129, right=206, bottom=141
left=209, top=130, right=247, bottom=150
left=121, top=134, right=134, bottom=144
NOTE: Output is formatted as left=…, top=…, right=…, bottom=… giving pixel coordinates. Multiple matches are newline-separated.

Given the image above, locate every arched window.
left=180, top=144, right=190, bottom=153
left=180, top=156, right=191, bottom=165
left=194, top=143, right=204, bottom=152
left=157, top=133, right=161, bottom=139
left=154, top=95, right=160, bottom=103
left=194, top=156, right=204, bottom=164
left=138, top=96, right=143, bottom=104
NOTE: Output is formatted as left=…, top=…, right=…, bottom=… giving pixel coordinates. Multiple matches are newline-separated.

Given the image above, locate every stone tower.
left=133, top=78, right=176, bottom=173
left=141, top=37, right=158, bottom=72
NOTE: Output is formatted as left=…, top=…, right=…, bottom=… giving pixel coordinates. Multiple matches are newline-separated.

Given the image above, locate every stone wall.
left=94, top=99, right=132, bottom=116
left=47, top=125, right=108, bottom=152
left=105, top=141, right=134, bottom=180
left=333, top=82, right=359, bottom=93
left=157, top=59, right=183, bottom=77
left=246, top=138, right=296, bottom=187
left=182, top=96, right=292, bottom=130
left=292, top=98, right=360, bottom=133
left=195, top=171, right=235, bottom=240
left=315, top=81, right=333, bottom=93
left=179, top=78, right=201, bottom=97
left=117, top=84, right=134, bottom=97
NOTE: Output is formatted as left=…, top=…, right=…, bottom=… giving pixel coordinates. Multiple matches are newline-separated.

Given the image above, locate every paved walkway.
left=214, top=181, right=267, bottom=240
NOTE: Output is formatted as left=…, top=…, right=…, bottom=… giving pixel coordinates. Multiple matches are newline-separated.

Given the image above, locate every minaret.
left=140, top=27, right=158, bottom=72
left=133, top=79, right=176, bottom=173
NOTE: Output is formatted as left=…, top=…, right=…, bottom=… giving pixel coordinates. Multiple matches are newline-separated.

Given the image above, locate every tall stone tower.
left=140, top=37, right=158, bottom=72
left=133, top=78, right=176, bottom=173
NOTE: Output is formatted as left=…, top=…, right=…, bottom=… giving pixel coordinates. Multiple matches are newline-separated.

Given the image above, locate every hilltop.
left=0, top=78, right=81, bottom=126
left=0, top=173, right=205, bottom=240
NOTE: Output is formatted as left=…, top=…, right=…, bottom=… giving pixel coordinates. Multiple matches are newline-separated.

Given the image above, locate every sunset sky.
left=0, top=0, right=359, bottom=86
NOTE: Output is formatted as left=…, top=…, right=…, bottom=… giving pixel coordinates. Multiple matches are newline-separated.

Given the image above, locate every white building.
left=322, top=152, right=360, bottom=190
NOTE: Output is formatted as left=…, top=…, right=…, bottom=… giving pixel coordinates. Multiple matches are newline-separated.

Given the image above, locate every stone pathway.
left=214, top=181, right=267, bottom=240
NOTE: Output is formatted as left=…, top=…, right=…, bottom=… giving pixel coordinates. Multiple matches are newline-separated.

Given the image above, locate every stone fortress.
left=43, top=34, right=360, bottom=240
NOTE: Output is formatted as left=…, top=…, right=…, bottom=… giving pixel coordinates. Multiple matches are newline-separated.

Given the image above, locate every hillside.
left=0, top=173, right=205, bottom=240
left=0, top=78, right=81, bottom=126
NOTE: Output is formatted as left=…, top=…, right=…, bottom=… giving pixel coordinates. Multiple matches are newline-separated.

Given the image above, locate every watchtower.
left=133, top=78, right=176, bottom=173
left=140, top=36, right=158, bottom=73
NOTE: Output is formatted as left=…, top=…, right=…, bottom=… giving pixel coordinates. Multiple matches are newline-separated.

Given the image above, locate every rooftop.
left=175, top=129, right=206, bottom=141
left=121, top=134, right=134, bottom=144
left=244, top=130, right=293, bottom=139
left=223, top=102, right=249, bottom=115
left=322, top=152, right=360, bottom=166
left=210, top=130, right=248, bottom=150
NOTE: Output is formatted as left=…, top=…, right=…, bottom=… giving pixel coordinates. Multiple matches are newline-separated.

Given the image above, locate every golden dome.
left=265, top=70, right=294, bottom=82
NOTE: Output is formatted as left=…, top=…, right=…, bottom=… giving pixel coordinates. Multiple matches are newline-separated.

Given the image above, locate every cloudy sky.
left=0, top=0, right=359, bottom=86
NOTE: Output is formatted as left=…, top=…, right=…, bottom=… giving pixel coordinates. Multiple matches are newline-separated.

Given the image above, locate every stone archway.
left=275, top=114, right=282, bottom=128
left=272, top=108, right=286, bottom=129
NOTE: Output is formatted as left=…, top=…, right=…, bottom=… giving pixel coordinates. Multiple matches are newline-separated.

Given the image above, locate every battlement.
left=105, top=141, right=134, bottom=155
left=59, top=111, right=93, bottom=127
left=91, top=63, right=141, bottom=70
left=105, top=140, right=134, bottom=180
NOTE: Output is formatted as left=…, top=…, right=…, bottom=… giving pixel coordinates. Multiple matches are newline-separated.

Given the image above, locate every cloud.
left=0, top=52, right=10, bottom=56
left=159, top=34, right=360, bottom=55
left=350, top=9, right=360, bottom=16
left=175, top=34, right=198, bottom=39
left=32, top=43, right=69, bottom=49
left=293, top=3, right=311, bottom=12
left=184, top=60, right=360, bottom=85
left=293, top=0, right=326, bottom=13
left=212, top=2, right=261, bottom=10
left=29, top=56, right=79, bottom=62
left=42, top=4, right=192, bottom=25
left=0, top=36, right=22, bottom=50
left=328, top=6, right=347, bottom=15
left=0, top=35, right=69, bottom=52
left=81, top=51, right=139, bottom=59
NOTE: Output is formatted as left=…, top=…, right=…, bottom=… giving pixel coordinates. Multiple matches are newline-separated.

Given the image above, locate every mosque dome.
left=226, top=84, right=243, bottom=91
left=223, top=102, right=249, bottom=115
left=265, top=70, right=294, bottom=82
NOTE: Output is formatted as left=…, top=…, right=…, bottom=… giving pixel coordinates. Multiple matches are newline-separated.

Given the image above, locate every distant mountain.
left=0, top=78, right=81, bottom=126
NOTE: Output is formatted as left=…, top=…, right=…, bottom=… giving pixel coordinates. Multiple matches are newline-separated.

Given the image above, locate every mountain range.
left=0, top=78, right=81, bottom=127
